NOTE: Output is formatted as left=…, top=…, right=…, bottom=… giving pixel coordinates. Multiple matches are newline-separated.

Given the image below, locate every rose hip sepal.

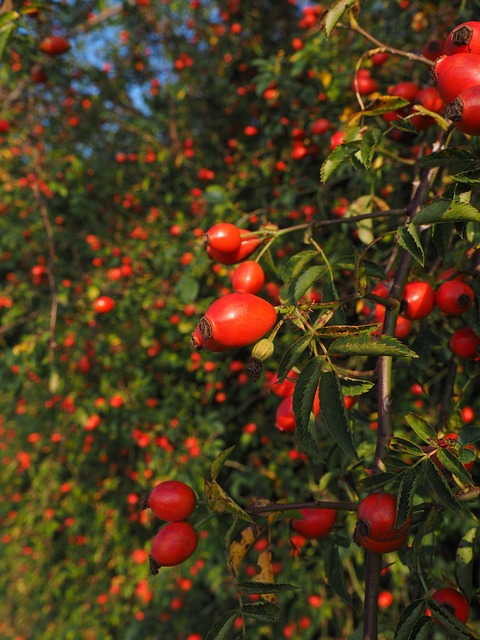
left=190, top=292, right=277, bottom=351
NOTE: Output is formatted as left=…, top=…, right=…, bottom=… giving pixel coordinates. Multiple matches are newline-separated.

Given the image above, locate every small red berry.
left=203, top=223, right=241, bottom=254
left=231, top=260, right=265, bottom=295
left=93, top=296, right=116, bottom=313
left=401, top=281, right=435, bottom=320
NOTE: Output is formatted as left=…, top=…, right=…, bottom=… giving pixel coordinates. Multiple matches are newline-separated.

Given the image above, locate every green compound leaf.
left=210, top=446, right=236, bottom=481
left=320, top=141, right=360, bottom=182
left=394, top=599, right=428, bottom=640
left=423, top=459, right=462, bottom=515
left=292, top=356, right=323, bottom=444
left=329, top=333, right=418, bottom=358
left=204, top=479, right=254, bottom=523
left=395, top=469, right=416, bottom=531
left=436, top=448, right=472, bottom=486
left=413, top=199, right=480, bottom=225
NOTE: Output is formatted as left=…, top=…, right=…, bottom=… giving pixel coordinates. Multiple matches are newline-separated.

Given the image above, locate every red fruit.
left=373, top=304, right=412, bottom=339
left=93, top=296, right=115, bottom=313
left=275, top=392, right=320, bottom=433
left=435, top=280, right=474, bottom=315
left=39, top=35, right=71, bottom=56
left=206, top=229, right=261, bottom=265
left=190, top=292, right=277, bottom=351
left=445, top=85, right=480, bottom=136
left=422, top=38, right=444, bottom=61
left=351, top=69, right=378, bottom=94
left=0, top=119, right=9, bottom=133
left=291, top=508, right=337, bottom=539
left=275, top=395, right=296, bottom=433
left=428, top=587, right=470, bottom=624
left=150, top=522, right=198, bottom=571
left=387, top=81, right=420, bottom=102
left=410, top=87, right=445, bottom=130
left=432, top=53, right=480, bottom=103
left=231, top=260, right=265, bottom=294
left=329, top=130, right=344, bottom=151
left=310, top=118, right=331, bottom=135
left=30, top=65, right=48, bottom=83
left=449, top=327, right=480, bottom=358
left=372, top=52, right=389, bottom=66
left=378, top=591, right=394, bottom=608
left=401, top=281, right=435, bottom=320
left=146, top=480, right=196, bottom=521
left=203, top=223, right=241, bottom=254
left=444, top=21, right=480, bottom=56
left=268, top=369, right=299, bottom=398
left=354, top=531, right=407, bottom=553
left=355, top=492, right=411, bottom=542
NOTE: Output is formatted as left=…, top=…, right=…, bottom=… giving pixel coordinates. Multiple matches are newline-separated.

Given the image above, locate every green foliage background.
left=1, top=1, right=480, bottom=639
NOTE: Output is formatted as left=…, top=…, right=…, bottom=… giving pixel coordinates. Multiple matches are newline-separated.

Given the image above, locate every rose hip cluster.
left=433, top=21, right=480, bottom=135
left=140, top=480, right=198, bottom=574
left=190, top=223, right=277, bottom=352
left=365, top=275, right=479, bottom=358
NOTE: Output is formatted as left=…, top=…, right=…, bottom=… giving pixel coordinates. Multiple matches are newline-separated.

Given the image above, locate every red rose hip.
left=145, top=480, right=197, bottom=521
left=150, top=521, right=198, bottom=572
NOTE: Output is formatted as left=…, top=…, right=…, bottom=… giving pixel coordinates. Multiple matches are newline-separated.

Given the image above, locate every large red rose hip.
left=150, top=521, right=198, bottom=572
left=445, top=85, right=480, bottom=136
left=355, top=492, right=411, bottom=542
left=143, top=480, right=196, bottom=521
left=190, top=292, right=277, bottom=351
left=444, top=21, right=480, bottom=56
left=433, top=53, right=480, bottom=103
left=427, top=587, right=470, bottom=624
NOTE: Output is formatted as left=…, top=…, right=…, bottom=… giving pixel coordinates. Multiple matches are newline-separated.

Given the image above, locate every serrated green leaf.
left=315, top=323, right=379, bottom=339
left=292, top=265, right=327, bottom=302
left=419, top=148, right=475, bottom=169
left=211, top=446, right=236, bottom=481
left=281, top=250, right=318, bottom=285
left=395, top=469, right=416, bottom=530
left=237, top=582, right=300, bottom=594
left=204, top=479, right=254, bottom=523
left=318, top=370, right=358, bottom=460
left=357, top=96, right=410, bottom=118
left=424, top=459, right=462, bottom=515
left=392, top=116, right=418, bottom=134
left=408, top=616, right=433, bottom=640
left=241, top=602, right=283, bottom=622
left=411, top=104, right=449, bottom=131
left=276, top=334, right=313, bottom=383
left=293, top=357, right=323, bottom=438
left=456, top=528, right=476, bottom=601
left=453, top=168, right=480, bottom=184
left=320, top=141, right=360, bottom=182
left=360, top=128, right=382, bottom=170
left=390, top=437, right=425, bottom=456
left=426, top=599, right=472, bottom=639
left=437, top=448, right=473, bottom=485
left=413, top=199, right=480, bottom=225
left=405, top=413, right=438, bottom=445
left=321, top=0, right=358, bottom=38
left=397, top=223, right=425, bottom=266
left=205, top=610, right=239, bottom=640
left=360, top=472, right=397, bottom=491
left=339, top=376, right=375, bottom=396
left=324, top=541, right=351, bottom=602
left=329, top=333, right=418, bottom=358
left=432, top=222, right=454, bottom=255
left=394, top=599, right=428, bottom=640
left=459, top=426, right=480, bottom=446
